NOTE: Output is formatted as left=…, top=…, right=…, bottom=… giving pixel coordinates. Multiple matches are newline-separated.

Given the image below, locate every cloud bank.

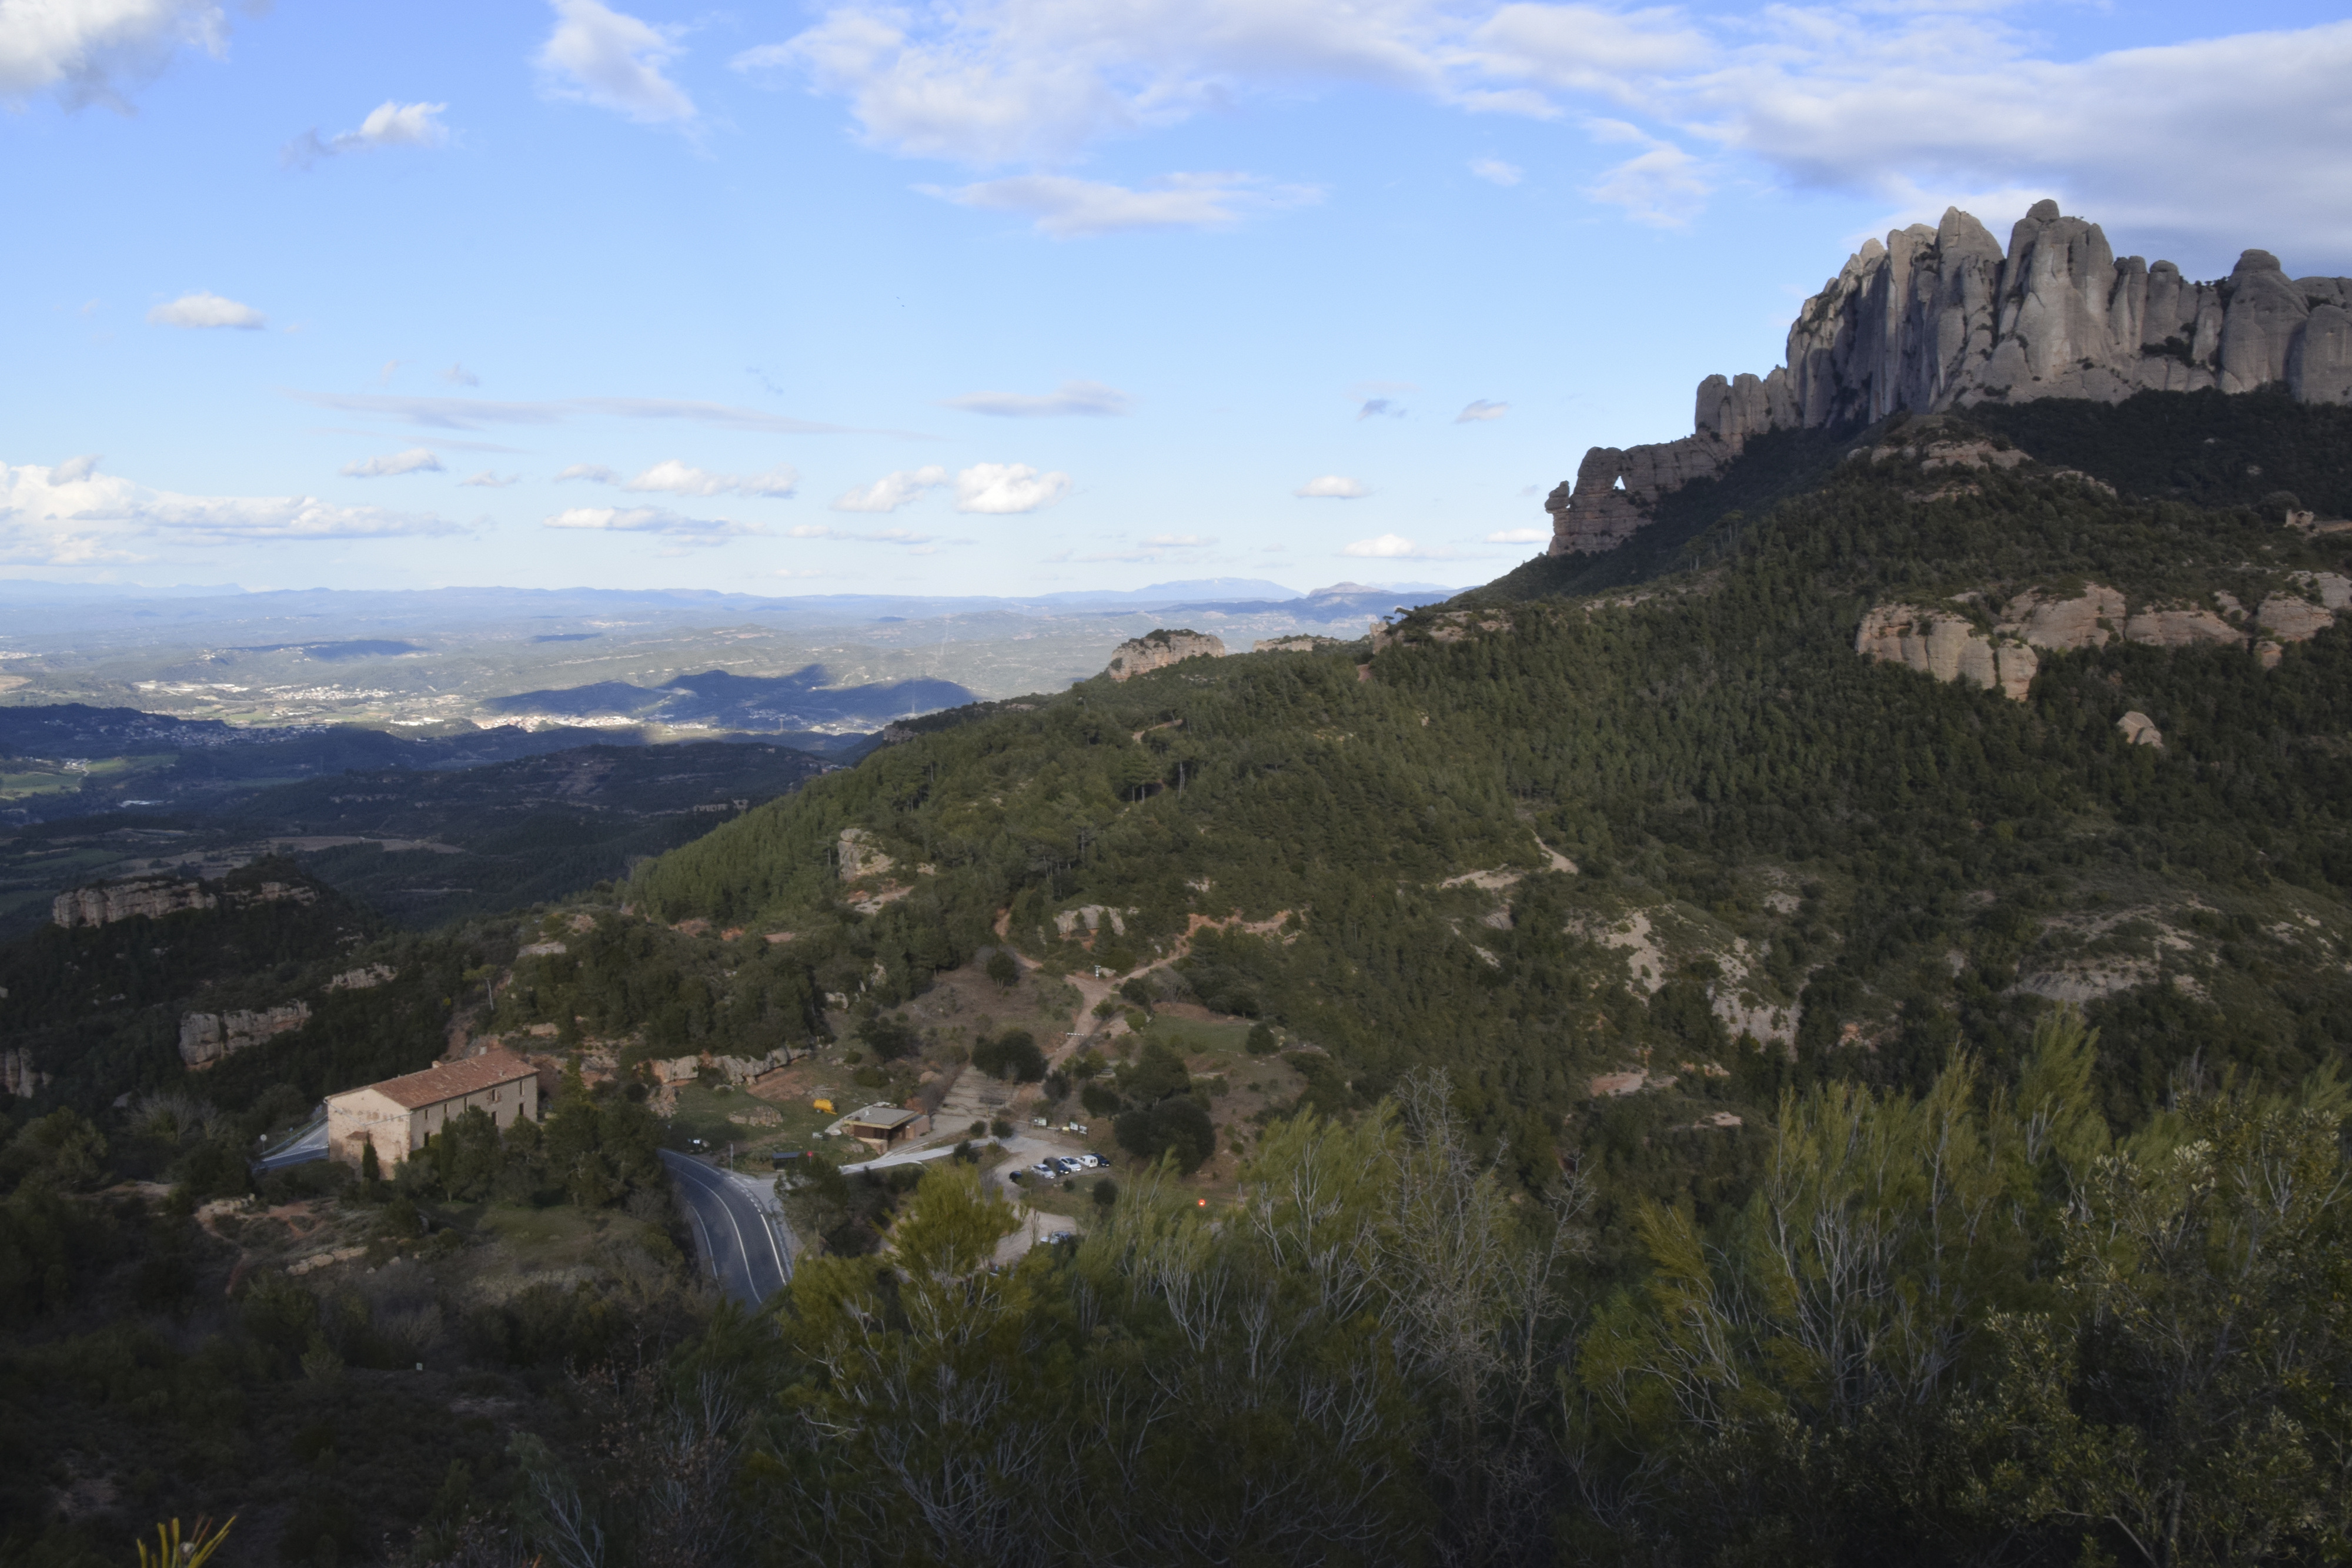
left=2, top=457, right=461, bottom=564
left=729, top=0, right=2352, bottom=259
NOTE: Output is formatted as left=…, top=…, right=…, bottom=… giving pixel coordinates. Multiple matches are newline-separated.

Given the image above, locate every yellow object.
left=812, top=1098, right=834, bottom=1113
left=138, top=1516, right=236, bottom=1568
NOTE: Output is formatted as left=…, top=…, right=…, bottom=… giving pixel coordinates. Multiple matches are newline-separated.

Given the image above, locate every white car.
left=1031, top=1161, right=1058, bottom=1176
left=1078, top=1154, right=1105, bottom=1169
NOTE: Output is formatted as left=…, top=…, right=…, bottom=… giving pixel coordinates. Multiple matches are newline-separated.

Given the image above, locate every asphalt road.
left=661, top=1148, right=796, bottom=1308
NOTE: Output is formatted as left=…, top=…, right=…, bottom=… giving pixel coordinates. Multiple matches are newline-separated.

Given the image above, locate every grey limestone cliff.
left=1546, top=200, right=2352, bottom=556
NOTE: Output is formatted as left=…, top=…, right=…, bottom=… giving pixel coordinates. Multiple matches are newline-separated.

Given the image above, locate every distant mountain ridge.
left=1546, top=200, right=2352, bottom=556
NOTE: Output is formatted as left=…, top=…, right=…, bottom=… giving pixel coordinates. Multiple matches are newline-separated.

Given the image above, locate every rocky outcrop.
left=54, top=877, right=215, bottom=928
left=2004, top=584, right=2124, bottom=649
left=1253, top=635, right=1345, bottom=653
left=2117, top=711, right=2164, bottom=748
left=1862, top=579, right=2348, bottom=691
left=838, top=827, right=894, bottom=881
left=179, top=1002, right=312, bottom=1069
left=328, top=964, right=396, bottom=991
left=1054, top=905, right=1131, bottom=939
left=1548, top=202, right=2352, bottom=556
left=1105, top=628, right=1225, bottom=680
left=1855, top=605, right=2039, bottom=700
left=1545, top=434, right=1737, bottom=554
left=2123, top=607, right=2241, bottom=647
left=2, top=1048, right=49, bottom=1098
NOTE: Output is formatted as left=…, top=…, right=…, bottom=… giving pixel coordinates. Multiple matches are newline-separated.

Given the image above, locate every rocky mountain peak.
left=1547, top=202, right=2352, bottom=556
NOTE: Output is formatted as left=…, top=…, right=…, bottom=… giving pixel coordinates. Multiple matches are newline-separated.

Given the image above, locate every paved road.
left=253, top=1112, right=329, bottom=1172
left=661, top=1149, right=796, bottom=1308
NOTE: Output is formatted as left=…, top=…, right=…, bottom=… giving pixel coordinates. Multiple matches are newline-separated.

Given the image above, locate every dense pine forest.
left=6, top=390, right=2352, bottom=1566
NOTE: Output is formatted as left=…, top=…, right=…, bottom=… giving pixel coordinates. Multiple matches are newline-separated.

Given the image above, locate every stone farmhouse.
left=327, top=1049, right=540, bottom=1170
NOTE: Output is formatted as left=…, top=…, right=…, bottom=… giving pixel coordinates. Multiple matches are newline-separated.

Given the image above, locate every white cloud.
left=1582, top=119, right=1707, bottom=226
left=1357, top=397, right=1405, bottom=420
left=724, top=1, right=2352, bottom=258
left=1141, top=533, right=1214, bottom=547
left=290, top=392, right=881, bottom=437
left=541, top=506, right=760, bottom=543
left=554, top=457, right=804, bottom=497
left=954, top=462, right=1071, bottom=514
left=283, top=101, right=450, bottom=167
left=0, top=0, right=228, bottom=112
left=1342, top=533, right=1419, bottom=557
left=148, top=291, right=265, bottom=330
left=442, top=363, right=481, bottom=387
left=340, top=447, right=444, bottom=478
left=1456, top=400, right=1509, bottom=422
left=1295, top=475, right=1371, bottom=499
left=1469, top=157, right=1522, bottom=185
left=1486, top=526, right=1549, bottom=542
left=943, top=380, right=1132, bottom=417
left=832, top=465, right=948, bottom=513
left=460, top=471, right=519, bottom=487
left=1462, top=4, right=1710, bottom=97
left=927, top=173, right=1320, bottom=238
left=534, top=0, right=695, bottom=124
left=787, top=523, right=939, bottom=544
left=1690, top=18, right=2352, bottom=262
left=2, top=457, right=460, bottom=563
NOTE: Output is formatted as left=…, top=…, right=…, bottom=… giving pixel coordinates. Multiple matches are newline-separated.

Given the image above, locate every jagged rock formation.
left=2117, top=712, right=2164, bottom=748
left=1859, top=578, right=2351, bottom=694
left=178, top=1002, right=312, bottom=1068
left=1548, top=200, right=2352, bottom=556
left=1545, top=436, right=1739, bottom=554
left=53, top=877, right=215, bottom=928
left=328, top=964, right=397, bottom=991
left=1105, top=629, right=1225, bottom=680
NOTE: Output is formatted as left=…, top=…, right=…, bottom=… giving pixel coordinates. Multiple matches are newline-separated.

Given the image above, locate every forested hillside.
left=6, top=390, right=2352, bottom=1566
left=607, top=394, right=2352, bottom=1249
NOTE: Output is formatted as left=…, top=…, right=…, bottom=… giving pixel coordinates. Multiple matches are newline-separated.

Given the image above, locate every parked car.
left=1031, top=1161, right=1058, bottom=1176
left=1078, top=1154, right=1105, bottom=1169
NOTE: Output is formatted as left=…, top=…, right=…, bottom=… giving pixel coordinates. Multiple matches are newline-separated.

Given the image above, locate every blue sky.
left=5, top=0, right=2348, bottom=596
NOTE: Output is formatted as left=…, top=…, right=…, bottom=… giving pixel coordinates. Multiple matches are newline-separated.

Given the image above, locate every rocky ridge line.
left=1547, top=200, right=2352, bottom=556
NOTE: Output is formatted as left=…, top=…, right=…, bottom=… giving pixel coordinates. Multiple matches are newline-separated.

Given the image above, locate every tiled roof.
left=359, top=1050, right=537, bottom=1110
